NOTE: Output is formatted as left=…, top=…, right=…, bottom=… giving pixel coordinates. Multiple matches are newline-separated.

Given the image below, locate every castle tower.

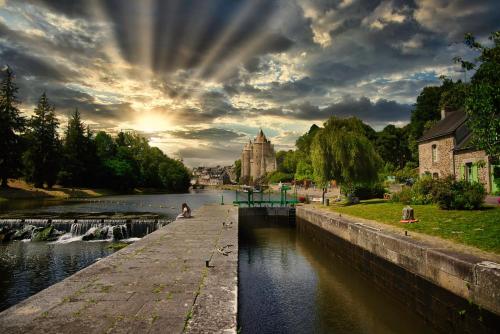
left=240, top=129, right=277, bottom=184
left=241, top=140, right=251, bottom=180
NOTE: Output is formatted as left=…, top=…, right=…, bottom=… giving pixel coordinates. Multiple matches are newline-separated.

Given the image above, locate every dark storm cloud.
left=414, top=0, right=500, bottom=40
left=168, top=128, right=244, bottom=142
left=30, top=0, right=293, bottom=75
left=252, top=96, right=411, bottom=123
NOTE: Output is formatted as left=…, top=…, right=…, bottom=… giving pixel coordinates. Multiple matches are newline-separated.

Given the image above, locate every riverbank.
left=0, top=179, right=179, bottom=202
left=325, top=200, right=500, bottom=255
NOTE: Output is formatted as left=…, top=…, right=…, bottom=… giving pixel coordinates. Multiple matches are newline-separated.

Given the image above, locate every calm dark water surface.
left=0, top=241, right=114, bottom=311
left=0, top=189, right=235, bottom=215
left=238, top=219, right=436, bottom=334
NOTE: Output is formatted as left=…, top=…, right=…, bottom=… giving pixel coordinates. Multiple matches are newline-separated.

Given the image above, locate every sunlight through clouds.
left=1, top=0, right=499, bottom=166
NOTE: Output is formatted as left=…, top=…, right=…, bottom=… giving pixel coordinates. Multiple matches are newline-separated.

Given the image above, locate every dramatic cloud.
left=1, top=0, right=499, bottom=166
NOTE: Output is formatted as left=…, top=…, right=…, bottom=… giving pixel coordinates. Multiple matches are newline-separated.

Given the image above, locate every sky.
left=1, top=0, right=499, bottom=167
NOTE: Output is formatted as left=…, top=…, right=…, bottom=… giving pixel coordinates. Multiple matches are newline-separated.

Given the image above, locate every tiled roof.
left=417, top=110, right=467, bottom=142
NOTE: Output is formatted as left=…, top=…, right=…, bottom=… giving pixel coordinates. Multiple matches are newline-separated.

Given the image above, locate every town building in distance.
left=191, top=166, right=236, bottom=186
left=241, top=129, right=277, bottom=184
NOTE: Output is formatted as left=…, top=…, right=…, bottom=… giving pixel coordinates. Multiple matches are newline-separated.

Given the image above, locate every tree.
left=294, top=160, right=313, bottom=182
left=23, top=93, right=61, bottom=188
left=0, top=67, right=25, bottom=187
left=158, top=158, right=191, bottom=192
left=296, top=124, right=320, bottom=154
left=59, top=109, right=88, bottom=186
left=234, top=159, right=241, bottom=182
left=455, top=31, right=500, bottom=160
left=376, top=124, right=411, bottom=169
left=311, top=117, right=382, bottom=194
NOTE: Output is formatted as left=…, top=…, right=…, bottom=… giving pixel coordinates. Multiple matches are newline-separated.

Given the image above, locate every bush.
left=349, top=183, right=386, bottom=200
left=266, top=171, right=294, bottom=184
left=431, top=176, right=485, bottom=210
left=409, top=176, right=434, bottom=204
left=394, top=164, right=418, bottom=183
left=390, top=187, right=413, bottom=204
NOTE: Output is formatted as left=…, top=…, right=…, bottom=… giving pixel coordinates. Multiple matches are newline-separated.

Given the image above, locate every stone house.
left=417, top=109, right=499, bottom=194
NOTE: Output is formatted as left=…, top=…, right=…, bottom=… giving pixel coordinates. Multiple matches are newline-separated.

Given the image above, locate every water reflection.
left=238, top=218, right=436, bottom=334
left=0, top=189, right=235, bottom=217
left=0, top=241, right=114, bottom=311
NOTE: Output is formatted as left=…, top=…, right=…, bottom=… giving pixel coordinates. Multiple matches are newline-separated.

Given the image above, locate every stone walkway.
left=0, top=204, right=238, bottom=334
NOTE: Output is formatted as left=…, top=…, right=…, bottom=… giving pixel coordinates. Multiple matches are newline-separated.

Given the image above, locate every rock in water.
left=12, top=225, right=36, bottom=240
left=112, top=225, right=127, bottom=240
left=0, top=226, right=15, bottom=242
left=31, top=226, right=58, bottom=242
left=82, top=226, right=109, bottom=241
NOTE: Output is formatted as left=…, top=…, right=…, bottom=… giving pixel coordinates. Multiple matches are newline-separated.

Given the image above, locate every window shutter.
left=472, top=163, right=478, bottom=182
left=460, top=164, right=465, bottom=180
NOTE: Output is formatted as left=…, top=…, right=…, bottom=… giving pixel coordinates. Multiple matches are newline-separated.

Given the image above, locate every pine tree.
left=23, top=93, right=61, bottom=188
left=59, top=109, right=87, bottom=186
left=0, top=66, right=25, bottom=187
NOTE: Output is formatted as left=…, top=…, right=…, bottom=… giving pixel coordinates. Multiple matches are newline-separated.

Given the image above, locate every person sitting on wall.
left=176, top=203, right=192, bottom=219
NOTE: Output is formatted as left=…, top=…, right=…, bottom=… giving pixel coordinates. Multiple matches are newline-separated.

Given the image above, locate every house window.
left=465, top=162, right=475, bottom=182
left=431, top=144, right=437, bottom=163
left=432, top=172, right=439, bottom=179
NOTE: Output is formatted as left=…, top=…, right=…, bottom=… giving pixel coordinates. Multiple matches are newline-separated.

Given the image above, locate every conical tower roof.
left=255, top=128, right=267, bottom=143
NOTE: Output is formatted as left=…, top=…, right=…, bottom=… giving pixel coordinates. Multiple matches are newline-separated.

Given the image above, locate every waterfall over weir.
left=0, top=219, right=171, bottom=241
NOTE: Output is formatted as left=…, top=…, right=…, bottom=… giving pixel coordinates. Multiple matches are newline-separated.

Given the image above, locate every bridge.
left=231, top=185, right=300, bottom=207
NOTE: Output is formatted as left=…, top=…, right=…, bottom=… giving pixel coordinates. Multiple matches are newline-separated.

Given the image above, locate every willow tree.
left=310, top=117, right=382, bottom=196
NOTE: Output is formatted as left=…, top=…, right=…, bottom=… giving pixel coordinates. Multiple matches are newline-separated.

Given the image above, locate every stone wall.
left=454, top=149, right=491, bottom=193
left=418, top=135, right=455, bottom=177
left=296, top=206, right=500, bottom=333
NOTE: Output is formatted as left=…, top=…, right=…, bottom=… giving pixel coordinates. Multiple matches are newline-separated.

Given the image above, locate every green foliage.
left=0, top=67, right=25, bottom=187
left=456, top=31, right=500, bottom=159
left=276, top=150, right=299, bottom=174
left=294, top=159, right=313, bottom=181
left=430, top=176, right=486, bottom=210
left=375, top=124, right=411, bottom=169
left=311, top=117, right=382, bottom=192
left=158, top=158, right=191, bottom=192
left=59, top=109, right=92, bottom=186
left=295, top=124, right=319, bottom=154
left=234, top=159, right=241, bottom=182
left=347, top=183, right=386, bottom=200
left=23, top=93, right=61, bottom=188
left=439, top=79, right=467, bottom=110
left=266, top=171, right=294, bottom=183
left=410, top=86, right=443, bottom=140
left=394, top=164, right=418, bottom=183
left=390, top=187, right=413, bottom=204
left=392, top=175, right=485, bottom=209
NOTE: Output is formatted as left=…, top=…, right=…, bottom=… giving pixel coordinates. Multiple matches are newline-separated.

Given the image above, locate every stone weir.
left=0, top=218, right=171, bottom=242
left=296, top=205, right=500, bottom=334
left=0, top=205, right=238, bottom=334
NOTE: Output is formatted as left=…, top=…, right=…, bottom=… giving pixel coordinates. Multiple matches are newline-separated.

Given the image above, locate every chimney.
left=441, top=106, right=454, bottom=120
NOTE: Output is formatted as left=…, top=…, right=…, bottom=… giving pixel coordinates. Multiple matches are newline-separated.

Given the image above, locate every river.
left=238, top=217, right=436, bottom=334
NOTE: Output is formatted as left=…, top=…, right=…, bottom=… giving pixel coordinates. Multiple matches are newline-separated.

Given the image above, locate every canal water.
left=238, top=218, right=436, bottom=334
left=0, top=190, right=235, bottom=312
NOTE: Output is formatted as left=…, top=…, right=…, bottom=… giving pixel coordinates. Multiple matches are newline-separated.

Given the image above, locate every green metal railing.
left=231, top=185, right=299, bottom=207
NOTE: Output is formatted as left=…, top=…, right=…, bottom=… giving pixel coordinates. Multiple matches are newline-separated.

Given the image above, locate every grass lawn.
left=327, top=199, right=500, bottom=254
